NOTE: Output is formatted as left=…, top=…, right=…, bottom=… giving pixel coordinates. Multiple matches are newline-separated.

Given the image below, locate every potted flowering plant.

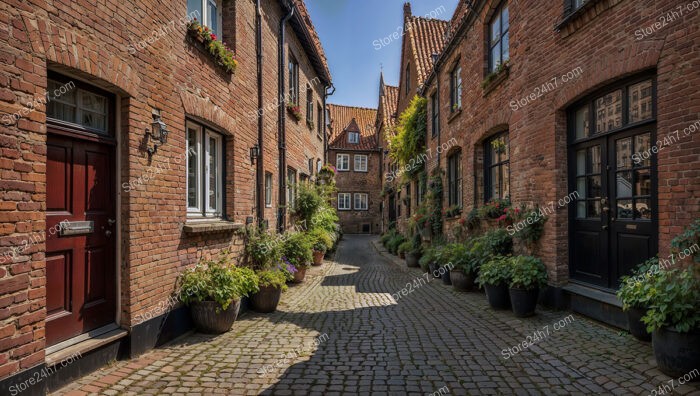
left=178, top=252, right=258, bottom=334
left=245, top=226, right=287, bottom=313
left=281, top=232, right=313, bottom=283
left=250, top=270, right=288, bottom=313
left=308, top=228, right=332, bottom=266
left=478, top=198, right=512, bottom=219
left=186, top=19, right=238, bottom=74
left=318, top=164, right=336, bottom=185
left=286, top=102, right=303, bottom=121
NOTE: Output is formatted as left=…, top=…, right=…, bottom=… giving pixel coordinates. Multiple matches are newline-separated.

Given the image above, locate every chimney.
left=403, top=2, right=412, bottom=21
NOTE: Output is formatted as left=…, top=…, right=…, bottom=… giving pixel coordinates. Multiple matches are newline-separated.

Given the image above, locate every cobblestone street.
left=54, top=235, right=700, bottom=396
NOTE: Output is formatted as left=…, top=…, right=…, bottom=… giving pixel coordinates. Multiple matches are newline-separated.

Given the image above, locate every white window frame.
left=338, top=193, right=351, bottom=211
left=354, top=155, right=368, bottom=172
left=354, top=193, right=368, bottom=211
left=337, top=154, right=350, bottom=171
left=187, top=120, right=223, bottom=219
left=265, top=173, right=272, bottom=207
left=188, top=0, right=222, bottom=37
left=348, top=132, right=360, bottom=144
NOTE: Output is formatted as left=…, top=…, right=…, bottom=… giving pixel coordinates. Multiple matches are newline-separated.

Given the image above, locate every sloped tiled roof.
left=328, top=104, right=379, bottom=151
left=289, top=0, right=332, bottom=84
left=446, top=0, right=471, bottom=40
left=406, top=16, right=449, bottom=84
left=380, top=84, right=399, bottom=132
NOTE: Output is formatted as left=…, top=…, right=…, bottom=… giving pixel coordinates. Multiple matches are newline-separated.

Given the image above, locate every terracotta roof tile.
left=406, top=16, right=449, bottom=84
left=328, top=104, right=379, bottom=151
left=381, top=85, right=399, bottom=131
left=292, top=0, right=332, bottom=83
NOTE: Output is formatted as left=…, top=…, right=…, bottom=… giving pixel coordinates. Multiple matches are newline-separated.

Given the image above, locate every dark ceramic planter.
left=652, top=327, right=700, bottom=379
left=190, top=300, right=241, bottom=334
left=250, top=285, right=283, bottom=313
left=627, top=306, right=651, bottom=342
left=484, top=283, right=511, bottom=310
left=312, top=250, right=324, bottom=266
left=428, top=262, right=441, bottom=278
left=450, top=269, right=475, bottom=292
left=405, top=253, right=420, bottom=268
left=441, top=268, right=452, bottom=285
left=509, top=287, right=539, bottom=317
left=292, top=267, right=307, bottom=283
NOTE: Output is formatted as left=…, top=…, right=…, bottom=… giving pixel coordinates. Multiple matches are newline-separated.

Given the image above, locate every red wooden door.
left=46, top=133, right=116, bottom=346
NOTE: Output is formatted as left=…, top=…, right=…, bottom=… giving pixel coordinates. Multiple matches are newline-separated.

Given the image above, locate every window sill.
left=183, top=220, right=244, bottom=234
left=482, top=66, right=510, bottom=97
left=447, top=109, right=462, bottom=124
left=555, top=0, right=616, bottom=36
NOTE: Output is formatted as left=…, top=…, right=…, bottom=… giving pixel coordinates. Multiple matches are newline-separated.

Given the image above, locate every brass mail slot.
left=625, top=224, right=638, bottom=230
left=59, top=221, right=94, bottom=236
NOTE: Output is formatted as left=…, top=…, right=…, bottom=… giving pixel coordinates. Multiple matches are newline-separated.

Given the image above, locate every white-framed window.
left=265, top=172, right=272, bottom=207
left=337, top=154, right=350, bottom=171
left=287, top=168, right=297, bottom=209
left=338, top=193, right=351, bottom=210
left=187, top=0, right=222, bottom=36
left=289, top=54, right=299, bottom=105
left=187, top=120, right=223, bottom=218
left=354, top=193, right=368, bottom=210
left=354, top=155, right=368, bottom=172
left=317, top=159, right=323, bottom=173
left=348, top=132, right=360, bottom=144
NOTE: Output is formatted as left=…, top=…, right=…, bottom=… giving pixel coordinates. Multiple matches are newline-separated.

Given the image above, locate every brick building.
left=0, top=0, right=330, bottom=393
left=327, top=104, right=381, bottom=234
left=417, top=0, right=700, bottom=327
left=381, top=3, right=449, bottom=234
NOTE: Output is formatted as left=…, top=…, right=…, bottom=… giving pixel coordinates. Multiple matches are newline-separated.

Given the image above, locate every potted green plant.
left=405, top=233, right=422, bottom=268
left=397, top=241, right=411, bottom=259
left=178, top=253, right=258, bottom=334
left=444, top=243, right=472, bottom=291
left=641, top=266, right=700, bottom=378
left=418, top=246, right=435, bottom=274
left=308, top=228, right=332, bottom=266
left=477, top=256, right=512, bottom=310
left=508, top=256, right=547, bottom=317
left=282, top=232, right=313, bottom=283
left=429, top=243, right=446, bottom=278
left=617, top=257, right=660, bottom=341
left=250, top=269, right=288, bottom=313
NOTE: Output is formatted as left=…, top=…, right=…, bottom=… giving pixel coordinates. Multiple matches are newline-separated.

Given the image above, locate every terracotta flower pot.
left=312, top=250, right=325, bottom=266
left=292, top=267, right=307, bottom=283
left=250, top=285, right=282, bottom=313
left=190, top=300, right=241, bottom=334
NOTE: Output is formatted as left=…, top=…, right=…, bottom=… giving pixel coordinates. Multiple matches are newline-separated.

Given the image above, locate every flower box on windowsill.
left=186, top=21, right=238, bottom=75
left=183, top=221, right=244, bottom=235
left=286, top=104, right=302, bottom=122
left=482, top=62, right=510, bottom=97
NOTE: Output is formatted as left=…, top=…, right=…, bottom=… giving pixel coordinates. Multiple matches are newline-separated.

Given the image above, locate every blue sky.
left=306, top=0, right=459, bottom=109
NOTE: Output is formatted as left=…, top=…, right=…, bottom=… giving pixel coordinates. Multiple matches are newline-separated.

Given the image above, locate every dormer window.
left=348, top=132, right=360, bottom=144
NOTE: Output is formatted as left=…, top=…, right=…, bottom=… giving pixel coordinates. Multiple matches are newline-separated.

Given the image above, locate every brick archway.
left=178, top=88, right=237, bottom=135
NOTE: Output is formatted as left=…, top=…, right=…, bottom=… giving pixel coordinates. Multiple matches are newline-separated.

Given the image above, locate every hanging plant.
left=491, top=136, right=507, bottom=154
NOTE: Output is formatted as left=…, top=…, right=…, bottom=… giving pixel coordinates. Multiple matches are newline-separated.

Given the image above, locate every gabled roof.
left=405, top=11, right=449, bottom=85
left=287, top=0, right=332, bottom=85
left=328, top=104, right=379, bottom=151
left=377, top=73, right=399, bottom=135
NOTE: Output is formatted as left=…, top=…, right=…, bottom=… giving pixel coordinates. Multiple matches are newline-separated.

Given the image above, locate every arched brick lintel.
left=179, top=89, right=237, bottom=135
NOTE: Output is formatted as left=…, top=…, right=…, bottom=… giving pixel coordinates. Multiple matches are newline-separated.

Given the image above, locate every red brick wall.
left=0, top=0, right=326, bottom=380
left=423, top=0, right=700, bottom=285
left=329, top=149, right=383, bottom=234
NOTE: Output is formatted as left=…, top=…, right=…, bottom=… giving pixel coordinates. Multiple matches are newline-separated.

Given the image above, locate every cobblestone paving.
left=54, top=235, right=700, bottom=396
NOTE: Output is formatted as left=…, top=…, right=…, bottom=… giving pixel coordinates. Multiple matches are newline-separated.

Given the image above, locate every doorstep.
left=46, top=324, right=128, bottom=367
left=563, top=282, right=628, bottom=330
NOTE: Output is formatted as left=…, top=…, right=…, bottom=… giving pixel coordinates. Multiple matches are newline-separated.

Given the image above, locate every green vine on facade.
left=389, top=95, right=427, bottom=179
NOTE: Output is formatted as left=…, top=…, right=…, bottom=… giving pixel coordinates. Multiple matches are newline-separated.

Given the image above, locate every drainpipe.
left=323, top=83, right=336, bottom=163
left=278, top=2, right=294, bottom=233
left=255, top=0, right=264, bottom=227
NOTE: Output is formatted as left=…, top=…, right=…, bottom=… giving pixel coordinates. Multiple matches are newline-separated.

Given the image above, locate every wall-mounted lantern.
left=146, top=111, right=169, bottom=156
left=250, top=144, right=260, bottom=164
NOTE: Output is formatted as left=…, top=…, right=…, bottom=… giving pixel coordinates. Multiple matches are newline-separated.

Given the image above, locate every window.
left=485, top=133, right=510, bottom=201
left=47, top=79, right=108, bottom=134
left=571, top=0, right=587, bottom=12
left=431, top=93, right=440, bottom=136
left=265, top=172, right=272, bottom=207
left=447, top=151, right=462, bottom=207
left=317, top=159, right=322, bottom=173
left=348, top=132, right=360, bottom=144
left=405, top=184, right=411, bottom=216
left=187, top=120, right=224, bottom=218
left=187, top=0, right=221, bottom=36
left=336, top=154, right=350, bottom=171
left=489, top=4, right=509, bottom=73
left=338, top=193, right=351, bottom=210
left=288, top=55, right=299, bottom=105
left=287, top=168, right=297, bottom=209
left=306, top=87, right=313, bottom=124
left=317, top=104, right=323, bottom=137
left=354, top=193, right=369, bottom=211
left=573, top=78, right=655, bottom=141
left=405, top=64, right=411, bottom=96
left=354, top=155, right=368, bottom=172
left=417, top=179, right=425, bottom=204
left=450, top=66, right=462, bottom=112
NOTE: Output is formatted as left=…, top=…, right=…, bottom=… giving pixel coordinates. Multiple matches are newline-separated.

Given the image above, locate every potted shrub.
left=405, top=233, right=422, bottom=268
left=429, top=243, right=446, bottom=278
left=282, top=232, right=313, bottom=283
left=418, top=246, right=435, bottom=274
left=642, top=266, right=700, bottom=378
left=250, top=270, right=288, bottom=313
left=178, top=253, right=258, bottom=334
left=477, top=256, right=512, bottom=310
left=617, top=257, right=660, bottom=341
left=508, top=256, right=547, bottom=317
left=445, top=243, right=474, bottom=292
left=397, top=241, right=411, bottom=259
left=309, top=228, right=332, bottom=266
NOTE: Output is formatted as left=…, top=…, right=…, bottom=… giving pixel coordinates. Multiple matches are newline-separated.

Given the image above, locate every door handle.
left=107, top=218, right=116, bottom=226
left=602, top=225, right=609, bottom=231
